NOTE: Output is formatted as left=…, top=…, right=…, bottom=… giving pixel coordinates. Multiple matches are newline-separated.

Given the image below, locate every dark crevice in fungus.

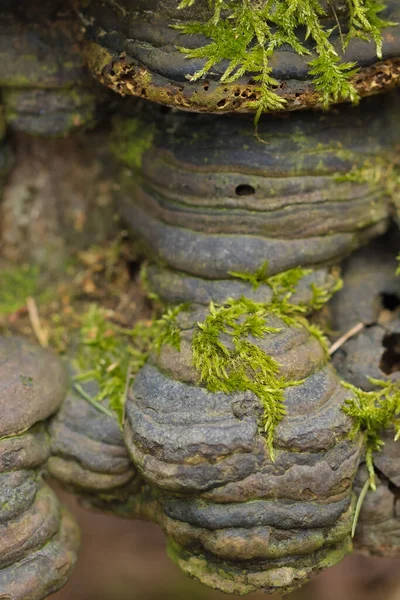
left=380, top=292, right=400, bottom=312
left=380, top=333, right=400, bottom=374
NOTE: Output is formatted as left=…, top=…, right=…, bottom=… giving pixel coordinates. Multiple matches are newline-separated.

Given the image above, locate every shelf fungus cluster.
left=124, top=302, right=363, bottom=595
left=0, top=337, right=79, bottom=600
left=1, top=0, right=400, bottom=599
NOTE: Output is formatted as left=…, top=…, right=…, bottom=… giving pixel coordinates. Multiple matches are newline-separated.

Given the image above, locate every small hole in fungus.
left=203, top=81, right=209, bottom=91
left=380, top=333, right=400, bottom=374
left=217, top=99, right=227, bottom=107
left=236, top=184, right=255, bottom=196
left=380, top=292, right=400, bottom=312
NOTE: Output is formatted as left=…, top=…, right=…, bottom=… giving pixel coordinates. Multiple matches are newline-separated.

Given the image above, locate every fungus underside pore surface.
left=177, top=0, right=393, bottom=122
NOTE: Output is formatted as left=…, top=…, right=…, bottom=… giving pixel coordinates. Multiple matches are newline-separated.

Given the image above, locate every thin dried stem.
left=329, top=322, right=365, bottom=356
left=27, top=297, right=49, bottom=348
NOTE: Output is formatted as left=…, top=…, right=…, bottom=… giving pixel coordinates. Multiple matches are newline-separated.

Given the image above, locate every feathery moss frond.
left=267, top=266, right=313, bottom=298
left=192, top=296, right=305, bottom=458
left=229, top=260, right=270, bottom=290
left=342, top=378, right=400, bottom=490
left=191, top=263, right=338, bottom=457
left=309, top=277, right=343, bottom=311
left=229, top=260, right=342, bottom=314
left=177, top=0, right=392, bottom=119
left=74, top=303, right=187, bottom=424
left=153, top=304, right=189, bottom=352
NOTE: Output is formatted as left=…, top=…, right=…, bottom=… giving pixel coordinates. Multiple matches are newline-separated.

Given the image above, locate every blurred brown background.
left=52, top=487, right=400, bottom=600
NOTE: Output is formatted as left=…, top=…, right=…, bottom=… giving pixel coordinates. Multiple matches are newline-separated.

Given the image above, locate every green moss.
left=110, top=117, right=155, bottom=169
left=73, top=302, right=187, bottom=424
left=230, top=260, right=342, bottom=314
left=230, top=261, right=316, bottom=296
left=229, top=260, right=271, bottom=290
left=310, top=278, right=343, bottom=311
left=177, top=0, right=391, bottom=122
left=192, top=263, right=338, bottom=458
left=19, top=375, right=33, bottom=387
left=305, top=322, right=330, bottom=357
left=192, top=297, right=304, bottom=458
left=342, top=378, right=400, bottom=490
left=0, top=265, right=41, bottom=316
left=342, top=377, right=400, bottom=536
left=153, top=304, right=189, bottom=353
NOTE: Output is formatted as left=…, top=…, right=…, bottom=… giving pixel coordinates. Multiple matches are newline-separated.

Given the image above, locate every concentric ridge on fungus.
left=48, top=377, right=140, bottom=513
left=0, top=336, right=80, bottom=600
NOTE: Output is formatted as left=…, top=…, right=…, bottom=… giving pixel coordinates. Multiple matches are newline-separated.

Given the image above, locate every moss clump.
left=192, top=263, right=335, bottom=457
left=229, top=261, right=310, bottom=293
left=110, top=117, right=155, bottom=169
left=153, top=304, right=189, bottom=352
left=310, top=278, right=343, bottom=311
left=74, top=303, right=187, bottom=424
left=177, top=0, right=391, bottom=122
left=0, top=265, right=41, bottom=316
left=342, top=378, right=400, bottom=490
left=230, top=260, right=342, bottom=313
left=192, top=297, right=303, bottom=458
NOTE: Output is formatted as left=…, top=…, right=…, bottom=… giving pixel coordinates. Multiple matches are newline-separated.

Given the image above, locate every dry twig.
left=329, top=322, right=365, bottom=356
